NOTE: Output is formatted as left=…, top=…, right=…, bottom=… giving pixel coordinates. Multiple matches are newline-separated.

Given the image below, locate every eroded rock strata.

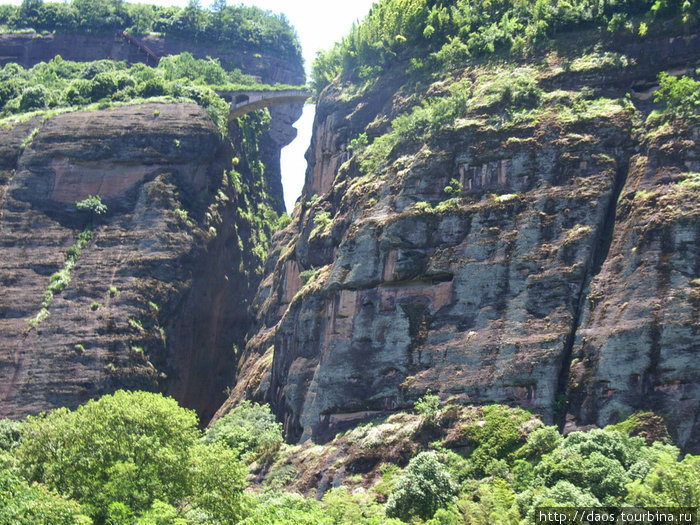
left=0, top=102, right=280, bottom=423
left=224, top=33, right=699, bottom=451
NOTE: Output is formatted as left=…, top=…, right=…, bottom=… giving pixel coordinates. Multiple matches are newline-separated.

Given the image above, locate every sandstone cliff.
left=224, top=32, right=699, bottom=451
left=0, top=102, right=281, bottom=423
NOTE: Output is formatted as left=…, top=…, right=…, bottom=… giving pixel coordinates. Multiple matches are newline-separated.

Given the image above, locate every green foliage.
left=626, top=452, right=700, bottom=507
left=443, top=178, right=463, bottom=197
left=311, top=210, right=332, bottom=238
left=322, top=486, right=400, bottom=525
left=76, top=194, right=107, bottom=216
left=0, top=419, right=22, bottom=451
left=4, top=1, right=301, bottom=62
left=461, top=405, right=532, bottom=476
left=529, top=429, right=654, bottom=506
left=15, top=391, right=201, bottom=522
left=347, top=132, right=368, bottom=152
left=240, top=491, right=332, bottom=525
left=0, top=461, right=91, bottom=525
left=311, top=0, right=682, bottom=92
left=298, top=267, right=320, bottom=286
left=204, top=401, right=284, bottom=463
left=0, top=54, right=293, bottom=137
left=515, top=426, right=562, bottom=459
left=458, top=478, right=520, bottom=524
left=276, top=212, right=292, bottom=229
left=19, top=84, right=49, bottom=111
left=415, top=390, right=441, bottom=424
left=35, top=226, right=92, bottom=324
left=184, top=442, right=248, bottom=523
left=654, top=72, right=700, bottom=115
left=386, top=451, right=457, bottom=521
left=134, top=500, right=186, bottom=525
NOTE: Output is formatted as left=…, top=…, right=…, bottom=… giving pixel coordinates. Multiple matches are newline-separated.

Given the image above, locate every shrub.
left=311, top=210, right=332, bottom=237
left=204, top=401, right=284, bottom=463
left=322, top=486, right=399, bottom=524
left=517, top=425, right=562, bottom=458
left=386, top=451, right=456, bottom=521
left=0, top=419, right=21, bottom=451
left=532, top=430, right=644, bottom=504
left=462, top=405, right=532, bottom=476
left=0, top=79, right=22, bottom=107
left=626, top=453, right=700, bottom=507
left=654, top=73, right=700, bottom=115
left=415, top=390, right=441, bottom=424
left=75, top=194, right=107, bottom=216
left=19, top=84, right=49, bottom=111
left=62, top=78, right=92, bottom=106
left=138, top=76, right=166, bottom=97
left=240, top=491, right=332, bottom=525
left=89, top=71, right=119, bottom=101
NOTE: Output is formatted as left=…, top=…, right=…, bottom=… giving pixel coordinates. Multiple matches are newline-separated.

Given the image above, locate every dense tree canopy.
left=0, top=0, right=302, bottom=61
left=311, top=0, right=696, bottom=93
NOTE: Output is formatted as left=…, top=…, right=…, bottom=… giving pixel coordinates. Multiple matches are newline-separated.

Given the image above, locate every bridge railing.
left=117, top=31, right=160, bottom=65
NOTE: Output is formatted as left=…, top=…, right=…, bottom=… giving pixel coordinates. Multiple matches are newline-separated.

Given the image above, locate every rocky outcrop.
left=0, top=102, right=278, bottom=423
left=0, top=31, right=305, bottom=213
left=224, top=33, right=699, bottom=451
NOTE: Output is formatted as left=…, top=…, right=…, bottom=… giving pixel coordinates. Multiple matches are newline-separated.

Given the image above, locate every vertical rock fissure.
left=555, top=153, right=631, bottom=429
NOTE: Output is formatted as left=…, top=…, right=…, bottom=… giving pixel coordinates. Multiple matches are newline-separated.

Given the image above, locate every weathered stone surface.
left=567, top=121, right=700, bottom=452
left=0, top=102, right=275, bottom=423
left=224, top=34, right=699, bottom=451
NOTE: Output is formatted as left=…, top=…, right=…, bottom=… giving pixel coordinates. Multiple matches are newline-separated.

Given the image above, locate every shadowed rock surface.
left=0, top=102, right=280, bottom=424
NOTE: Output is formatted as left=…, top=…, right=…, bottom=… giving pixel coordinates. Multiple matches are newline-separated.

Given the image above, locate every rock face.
left=567, top=120, right=700, bottom=450
left=224, top=33, right=699, bottom=451
left=0, top=102, right=279, bottom=423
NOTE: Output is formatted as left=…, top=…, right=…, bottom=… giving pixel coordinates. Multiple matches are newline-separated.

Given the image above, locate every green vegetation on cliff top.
left=0, top=52, right=303, bottom=134
left=311, top=0, right=696, bottom=93
left=0, top=0, right=301, bottom=61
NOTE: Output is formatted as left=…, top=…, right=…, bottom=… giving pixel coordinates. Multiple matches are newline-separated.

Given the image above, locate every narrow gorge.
left=0, top=0, right=698, bottom=521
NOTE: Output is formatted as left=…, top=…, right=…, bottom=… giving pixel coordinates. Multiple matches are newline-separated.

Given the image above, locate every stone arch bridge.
left=217, top=89, right=312, bottom=123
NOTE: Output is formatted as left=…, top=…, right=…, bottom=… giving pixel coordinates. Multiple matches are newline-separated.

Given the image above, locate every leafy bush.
left=76, top=194, right=107, bottom=216
left=532, top=430, right=648, bottom=504
left=654, top=72, right=700, bottom=115
left=240, top=491, right=332, bottom=525
left=626, top=452, right=700, bottom=507
left=138, top=76, right=166, bottom=97
left=386, top=451, right=456, bottom=521
left=204, top=401, right=284, bottom=463
left=4, top=1, right=302, bottom=62
left=0, top=419, right=22, bottom=451
left=415, top=390, right=441, bottom=424
left=461, top=405, right=532, bottom=476
left=14, top=390, right=247, bottom=523
left=63, top=78, right=92, bottom=105
left=0, top=462, right=91, bottom=525
left=516, top=426, right=562, bottom=459
left=322, top=486, right=401, bottom=525
left=90, top=71, right=119, bottom=101
left=458, top=478, right=520, bottom=524
left=19, top=84, right=49, bottom=111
